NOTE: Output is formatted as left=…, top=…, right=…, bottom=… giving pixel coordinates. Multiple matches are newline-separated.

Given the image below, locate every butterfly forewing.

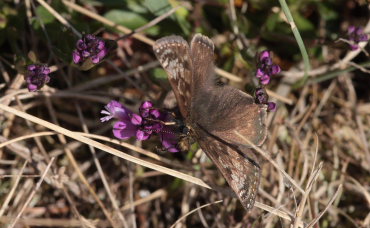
left=190, top=34, right=215, bottom=89
left=153, top=36, right=193, bottom=118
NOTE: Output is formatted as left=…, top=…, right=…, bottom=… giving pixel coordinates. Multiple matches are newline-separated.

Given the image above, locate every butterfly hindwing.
left=195, top=126, right=261, bottom=211
left=153, top=36, right=193, bottom=118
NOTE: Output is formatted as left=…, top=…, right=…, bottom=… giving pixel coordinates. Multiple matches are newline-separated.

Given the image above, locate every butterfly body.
left=153, top=34, right=267, bottom=211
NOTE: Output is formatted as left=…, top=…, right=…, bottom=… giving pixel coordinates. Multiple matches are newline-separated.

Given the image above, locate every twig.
left=36, top=0, right=81, bottom=37
left=69, top=61, right=159, bottom=92
left=348, top=61, right=370, bottom=73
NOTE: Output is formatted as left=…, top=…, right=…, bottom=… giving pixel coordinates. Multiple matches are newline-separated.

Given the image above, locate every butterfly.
left=153, top=34, right=267, bottom=211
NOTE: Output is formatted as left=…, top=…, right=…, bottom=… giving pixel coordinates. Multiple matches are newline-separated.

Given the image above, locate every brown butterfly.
left=153, top=34, right=267, bottom=211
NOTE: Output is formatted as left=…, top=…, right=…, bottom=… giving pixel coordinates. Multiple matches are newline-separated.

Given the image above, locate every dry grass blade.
left=121, top=189, right=167, bottom=211
left=8, top=157, right=55, bottom=228
left=170, top=200, right=223, bottom=228
left=0, top=161, right=28, bottom=217
left=306, top=185, right=343, bottom=228
left=293, top=162, right=323, bottom=228
left=254, top=201, right=304, bottom=226
left=79, top=133, right=185, bottom=167
left=0, top=131, right=56, bottom=148
left=0, top=217, right=104, bottom=227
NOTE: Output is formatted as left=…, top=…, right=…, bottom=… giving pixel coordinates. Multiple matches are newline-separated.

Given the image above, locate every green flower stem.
left=278, top=0, right=311, bottom=87
left=309, top=61, right=370, bottom=85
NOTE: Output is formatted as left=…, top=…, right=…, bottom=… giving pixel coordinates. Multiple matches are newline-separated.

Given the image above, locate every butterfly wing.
left=210, top=86, right=267, bottom=147
left=191, top=81, right=267, bottom=147
left=190, top=34, right=215, bottom=90
left=153, top=36, right=193, bottom=118
left=195, top=125, right=261, bottom=211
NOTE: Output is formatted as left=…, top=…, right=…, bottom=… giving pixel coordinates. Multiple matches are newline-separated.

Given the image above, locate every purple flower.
left=24, top=64, right=51, bottom=92
left=256, top=50, right=280, bottom=85
left=73, top=34, right=108, bottom=65
left=101, top=100, right=180, bottom=151
left=347, top=26, right=368, bottom=50
left=100, top=100, right=132, bottom=123
left=255, top=88, right=268, bottom=104
left=255, top=88, right=276, bottom=112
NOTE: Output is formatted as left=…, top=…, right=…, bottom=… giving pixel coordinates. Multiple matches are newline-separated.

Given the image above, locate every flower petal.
left=268, top=102, right=277, bottom=111
left=113, top=121, right=137, bottom=139
left=27, top=83, right=38, bottom=92
left=259, top=50, right=270, bottom=61
left=91, top=55, right=100, bottom=64
left=256, top=68, right=264, bottom=78
left=131, top=114, right=142, bottom=125
left=136, top=130, right=150, bottom=140
left=73, top=51, right=81, bottom=64
left=271, top=65, right=281, bottom=75
left=260, top=75, right=270, bottom=85
left=160, top=131, right=179, bottom=153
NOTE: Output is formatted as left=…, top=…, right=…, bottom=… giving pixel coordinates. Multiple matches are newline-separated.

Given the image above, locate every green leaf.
left=125, top=0, right=149, bottom=14
left=0, top=12, right=6, bottom=29
left=144, top=0, right=171, bottom=16
left=317, top=2, right=338, bottom=21
left=104, top=9, right=148, bottom=30
left=151, top=68, right=167, bottom=80
left=265, top=13, right=279, bottom=31
left=104, top=9, right=159, bottom=35
left=35, top=5, right=55, bottom=25
left=292, top=12, right=314, bottom=32
left=173, top=5, right=191, bottom=35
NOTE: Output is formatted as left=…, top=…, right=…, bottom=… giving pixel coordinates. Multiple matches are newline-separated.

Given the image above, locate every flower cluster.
left=24, top=64, right=51, bottom=92
left=255, top=88, right=276, bottom=112
left=347, top=26, right=368, bottom=50
left=256, top=50, right=281, bottom=85
left=72, top=34, right=108, bottom=65
left=255, top=50, right=280, bottom=111
left=101, top=100, right=180, bottom=152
